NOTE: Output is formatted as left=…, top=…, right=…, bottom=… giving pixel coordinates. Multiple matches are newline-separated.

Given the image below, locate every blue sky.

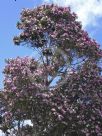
left=0, top=0, right=102, bottom=88
left=0, top=0, right=42, bottom=88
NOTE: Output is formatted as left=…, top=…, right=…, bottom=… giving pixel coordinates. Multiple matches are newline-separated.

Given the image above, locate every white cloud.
left=43, top=0, right=102, bottom=28
left=24, top=120, right=33, bottom=126
left=0, top=130, right=4, bottom=136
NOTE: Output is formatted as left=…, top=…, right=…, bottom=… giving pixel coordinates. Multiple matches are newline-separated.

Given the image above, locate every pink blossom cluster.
left=3, top=57, right=46, bottom=98
left=13, top=4, right=102, bottom=60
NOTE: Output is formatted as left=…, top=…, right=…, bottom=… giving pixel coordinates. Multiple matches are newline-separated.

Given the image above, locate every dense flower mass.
left=0, top=4, right=102, bottom=136
left=13, top=4, right=102, bottom=59
left=3, top=57, right=46, bottom=94
left=49, top=63, right=102, bottom=135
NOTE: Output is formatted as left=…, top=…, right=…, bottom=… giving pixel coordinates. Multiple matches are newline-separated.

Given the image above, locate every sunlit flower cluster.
left=13, top=4, right=102, bottom=59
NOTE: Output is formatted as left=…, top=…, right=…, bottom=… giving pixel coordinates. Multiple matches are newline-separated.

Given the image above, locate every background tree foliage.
left=0, top=4, right=102, bottom=136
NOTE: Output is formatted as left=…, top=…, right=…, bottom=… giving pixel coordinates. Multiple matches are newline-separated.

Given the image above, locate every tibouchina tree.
left=0, top=4, right=102, bottom=136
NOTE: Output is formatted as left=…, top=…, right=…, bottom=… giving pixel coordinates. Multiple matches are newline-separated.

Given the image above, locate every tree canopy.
left=0, top=4, right=102, bottom=136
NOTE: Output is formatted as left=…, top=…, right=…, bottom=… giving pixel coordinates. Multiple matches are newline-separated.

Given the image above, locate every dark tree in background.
left=0, top=4, right=102, bottom=136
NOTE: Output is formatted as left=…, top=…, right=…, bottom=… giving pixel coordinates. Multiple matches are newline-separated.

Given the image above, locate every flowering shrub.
left=0, top=4, right=102, bottom=136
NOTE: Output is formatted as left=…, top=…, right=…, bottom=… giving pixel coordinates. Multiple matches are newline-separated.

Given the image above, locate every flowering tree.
left=0, top=4, right=102, bottom=136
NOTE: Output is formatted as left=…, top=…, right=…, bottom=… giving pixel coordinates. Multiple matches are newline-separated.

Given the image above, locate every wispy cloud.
left=43, top=0, right=102, bottom=28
